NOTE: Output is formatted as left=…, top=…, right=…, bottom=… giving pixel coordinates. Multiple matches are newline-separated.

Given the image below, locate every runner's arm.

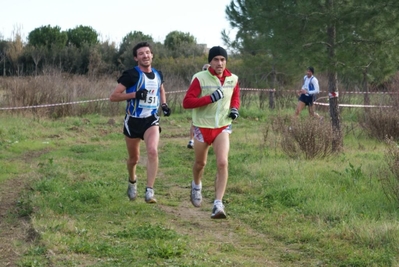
left=230, top=83, right=240, bottom=109
left=183, top=78, right=213, bottom=109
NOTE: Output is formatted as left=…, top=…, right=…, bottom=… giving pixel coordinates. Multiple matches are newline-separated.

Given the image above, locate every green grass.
left=1, top=110, right=399, bottom=267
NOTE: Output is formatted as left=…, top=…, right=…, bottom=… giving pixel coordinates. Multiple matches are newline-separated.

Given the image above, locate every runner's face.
left=306, top=69, right=313, bottom=78
left=135, top=47, right=153, bottom=67
left=210, top=56, right=226, bottom=76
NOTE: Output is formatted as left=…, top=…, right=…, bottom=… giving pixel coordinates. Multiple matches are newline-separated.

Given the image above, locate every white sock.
left=214, top=199, right=222, bottom=205
left=192, top=180, right=201, bottom=190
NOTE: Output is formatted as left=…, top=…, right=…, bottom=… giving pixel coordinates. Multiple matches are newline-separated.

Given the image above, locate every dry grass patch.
left=360, top=107, right=399, bottom=141
left=272, top=115, right=334, bottom=159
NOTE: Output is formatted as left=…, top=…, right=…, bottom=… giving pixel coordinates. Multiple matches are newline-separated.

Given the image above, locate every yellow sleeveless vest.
left=191, top=70, right=238, bottom=128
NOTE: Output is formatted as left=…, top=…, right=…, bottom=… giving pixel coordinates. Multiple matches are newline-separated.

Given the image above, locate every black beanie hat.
left=208, top=46, right=228, bottom=63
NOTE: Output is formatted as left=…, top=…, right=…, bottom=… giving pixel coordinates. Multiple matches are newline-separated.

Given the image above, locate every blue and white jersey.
left=125, top=66, right=162, bottom=118
left=302, top=75, right=319, bottom=96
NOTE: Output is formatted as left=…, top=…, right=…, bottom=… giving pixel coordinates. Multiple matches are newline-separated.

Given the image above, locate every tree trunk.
left=326, top=0, right=342, bottom=152
left=363, top=69, right=370, bottom=105
left=269, top=66, right=276, bottom=109
left=329, top=92, right=342, bottom=151
left=327, top=59, right=342, bottom=153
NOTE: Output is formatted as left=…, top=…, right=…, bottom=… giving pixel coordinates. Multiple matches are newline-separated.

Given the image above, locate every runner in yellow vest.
left=183, top=46, right=240, bottom=219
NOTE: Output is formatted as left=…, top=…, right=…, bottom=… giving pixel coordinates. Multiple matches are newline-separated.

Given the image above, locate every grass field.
left=1, top=106, right=399, bottom=267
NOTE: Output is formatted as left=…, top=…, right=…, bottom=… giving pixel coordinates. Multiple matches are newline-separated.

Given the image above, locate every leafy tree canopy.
left=27, top=25, right=67, bottom=50
left=164, top=31, right=197, bottom=50
left=67, top=25, right=99, bottom=48
left=164, top=31, right=205, bottom=58
left=225, top=0, right=399, bottom=85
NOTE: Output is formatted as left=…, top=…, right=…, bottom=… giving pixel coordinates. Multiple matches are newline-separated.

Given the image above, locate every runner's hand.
left=210, top=89, right=224, bottom=103
left=136, top=89, right=148, bottom=100
left=229, top=108, right=239, bottom=120
left=161, top=103, right=171, bottom=116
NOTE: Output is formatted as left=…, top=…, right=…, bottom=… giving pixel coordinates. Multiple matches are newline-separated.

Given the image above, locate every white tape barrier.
left=241, top=88, right=276, bottom=92
left=0, top=88, right=273, bottom=110
left=314, top=102, right=392, bottom=108
left=287, top=90, right=397, bottom=95
left=0, top=98, right=109, bottom=110
left=0, top=88, right=394, bottom=110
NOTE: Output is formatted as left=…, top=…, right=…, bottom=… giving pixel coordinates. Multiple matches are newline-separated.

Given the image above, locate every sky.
left=1, top=0, right=237, bottom=48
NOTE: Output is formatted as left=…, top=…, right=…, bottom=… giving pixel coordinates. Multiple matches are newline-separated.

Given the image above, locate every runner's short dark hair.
left=133, top=42, right=152, bottom=57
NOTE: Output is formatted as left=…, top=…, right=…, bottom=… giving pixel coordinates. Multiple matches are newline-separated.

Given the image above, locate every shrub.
left=273, top=115, right=334, bottom=159
left=381, top=137, right=399, bottom=205
left=360, top=106, right=399, bottom=141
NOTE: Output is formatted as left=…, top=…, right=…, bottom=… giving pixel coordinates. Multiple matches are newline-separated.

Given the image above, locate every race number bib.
left=138, top=94, right=158, bottom=109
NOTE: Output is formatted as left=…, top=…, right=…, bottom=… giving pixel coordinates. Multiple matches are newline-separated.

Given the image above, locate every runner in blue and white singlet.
left=109, top=41, right=171, bottom=204
left=120, top=66, right=163, bottom=118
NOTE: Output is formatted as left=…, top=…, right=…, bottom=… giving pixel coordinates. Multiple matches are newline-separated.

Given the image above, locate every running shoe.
left=127, top=179, right=137, bottom=201
left=145, top=188, right=157, bottom=203
left=211, top=202, right=226, bottom=219
left=187, top=140, right=194, bottom=149
left=190, top=181, right=202, bottom=207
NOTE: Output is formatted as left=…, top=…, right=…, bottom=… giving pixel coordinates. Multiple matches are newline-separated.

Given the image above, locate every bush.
left=381, top=137, right=399, bottom=205
left=360, top=107, right=399, bottom=141
left=273, top=115, right=334, bottom=159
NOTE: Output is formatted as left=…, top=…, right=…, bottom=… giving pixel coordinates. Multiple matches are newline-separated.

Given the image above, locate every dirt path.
left=0, top=177, right=34, bottom=267
left=0, top=181, right=280, bottom=267
left=0, top=153, right=294, bottom=266
left=0, top=150, right=48, bottom=266
left=157, top=184, right=282, bottom=266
